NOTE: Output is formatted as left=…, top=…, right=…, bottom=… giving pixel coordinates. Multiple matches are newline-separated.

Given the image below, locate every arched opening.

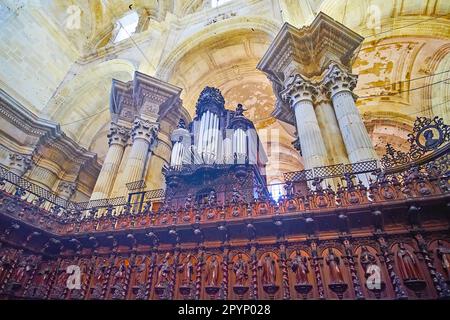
left=156, top=24, right=303, bottom=180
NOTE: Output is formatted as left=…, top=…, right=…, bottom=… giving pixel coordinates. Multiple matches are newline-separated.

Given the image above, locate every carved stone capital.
left=322, top=63, right=357, bottom=98
left=281, top=74, right=317, bottom=107
left=8, top=153, right=32, bottom=176
left=314, top=84, right=331, bottom=105
left=107, top=122, right=130, bottom=147
left=57, top=181, right=77, bottom=199
left=131, top=118, right=159, bottom=145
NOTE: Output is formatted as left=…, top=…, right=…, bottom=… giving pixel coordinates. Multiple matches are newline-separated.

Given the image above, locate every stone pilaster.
left=314, top=85, right=349, bottom=165
left=90, top=123, right=129, bottom=200
left=8, top=152, right=32, bottom=176
left=323, top=64, right=377, bottom=163
left=282, top=75, right=328, bottom=169
left=122, top=117, right=159, bottom=187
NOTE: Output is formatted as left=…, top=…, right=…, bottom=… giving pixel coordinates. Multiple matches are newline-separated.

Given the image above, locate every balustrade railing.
left=0, top=150, right=448, bottom=229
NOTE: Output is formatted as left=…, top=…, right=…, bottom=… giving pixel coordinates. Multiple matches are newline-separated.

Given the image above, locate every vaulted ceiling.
left=1, top=0, right=449, bottom=181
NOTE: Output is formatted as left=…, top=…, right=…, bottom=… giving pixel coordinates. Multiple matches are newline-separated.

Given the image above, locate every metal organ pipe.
left=223, top=137, right=232, bottom=164
left=205, top=111, right=211, bottom=156
left=232, top=128, right=248, bottom=163
left=178, top=142, right=184, bottom=166
left=208, top=112, right=214, bottom=156
left=197, top=115, right=204, bottom=153
left=170, top=142, right=183, bottom=167
left=212, top=113, right=219, bottom=160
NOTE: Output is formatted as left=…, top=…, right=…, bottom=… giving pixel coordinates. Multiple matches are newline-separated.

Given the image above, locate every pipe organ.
left=169, top=87, right=267, bottom=169
left=166, top=87, right=269, bottom=206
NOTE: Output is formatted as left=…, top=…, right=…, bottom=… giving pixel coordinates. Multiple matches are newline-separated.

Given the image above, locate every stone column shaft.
left=324, top=64, right=377, bottom=163
left=122, top=118, right=158, bottom=187
left=124, top=138, right=150, bottom=183
left=110, top=143, right=131, bottom=197
left=332, top=91, right=376, bottom=162
left=90, top=123, right=129, bottom=200
left=283, top=75, right=328, bottom=169
left=315, top=96, right=349, bottom=165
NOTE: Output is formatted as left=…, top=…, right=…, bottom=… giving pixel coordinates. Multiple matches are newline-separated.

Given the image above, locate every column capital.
left=322, top=63, right=357, bottom=98
left=131, top=117, right=159, bottom=145
left=57, top=181, right=77, bottom=199
left=107, top=122, right=130, bottom=147
left=281, top=74, right=317, bottom=107
left=314, top=84, right=331, bottom=105
left=8, top=152, right=32, bottom=176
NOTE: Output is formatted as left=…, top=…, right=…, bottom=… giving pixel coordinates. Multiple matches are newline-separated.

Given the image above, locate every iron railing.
left=283, top=160, right=379, bottom=182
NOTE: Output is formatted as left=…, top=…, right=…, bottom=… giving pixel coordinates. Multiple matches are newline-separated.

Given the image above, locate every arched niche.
left=203, top=253, right=223, bottom=300
left=354, top=244, right=394, bottom=299
left=390, top=241, right=436, bottom=299
left=427, top=239, right=450, bottom=285
left=257, top=250, right=282, bottom=299
left=287, top=248, right=316, bottom=300
left=151, top=252, right=175, bottom=300
left=174, top=252, right=198, bottom=300
left=320, top=246, right=353, bottom=299
left=128, top=254, right=153, bottom=299
left=229, top=252, right=252, bottom=299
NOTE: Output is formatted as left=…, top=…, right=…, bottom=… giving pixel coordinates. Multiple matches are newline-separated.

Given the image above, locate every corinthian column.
left=323, top=64, right=377, bottom=163
left=282, top=75, right=328, bottom=169
left=90, top=123, right=129, bottom=200
left=122, top=117, right=158, bottom=187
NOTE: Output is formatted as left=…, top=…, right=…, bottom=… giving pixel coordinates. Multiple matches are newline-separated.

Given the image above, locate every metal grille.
left=344, top=160, right=378, bottom=174
left=0, top=165, right=71, bottom=208
left=313, top=163, right=345, bottom=178
left=283, top=169, right=313, bottom=182
left=143, top=189, right=165, bottom=200
left=284, top=160, right=378, bottom=182
left=126, top=180, right=147, bottom=191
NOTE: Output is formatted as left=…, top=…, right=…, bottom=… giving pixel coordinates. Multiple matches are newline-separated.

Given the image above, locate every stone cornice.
left=110, top=79, right=135, bottom=123
left=0, top=89, right=101, bottom=178
left=133, top=71, right=182, bottom=122
left=110, top=72, right=183, bottom=124
left=0, top=89, right=60, bottom=147
left=257, top=12, right=363, bottom=80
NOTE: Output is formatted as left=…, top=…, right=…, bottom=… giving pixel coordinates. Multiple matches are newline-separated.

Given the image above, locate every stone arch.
left=44, top=59, right=136, bottom=149
left=428, top=44, right=450, bottom=123
left=154, top=16, right=281, bottom=82
left=317, top=0, right=449, bottom=37
left=148, top=17, right=293, bottom=181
